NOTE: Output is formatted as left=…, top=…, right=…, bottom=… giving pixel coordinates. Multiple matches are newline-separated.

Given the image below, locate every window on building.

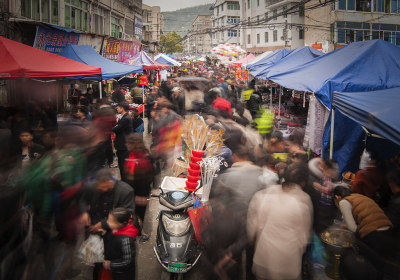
left=94, top=6, right=106, bottom=35
left=273, top=30, right=278, bottom=41
left=148, top=11, right=152, bottom=17
left=32, top=0, right=40, bottom=20
left=248, top=34, right=251, bottom=44
left=52, top=0, right=58, bottom=24
left=248, top=0, right=250, bottom=9
left=228, top=29, right=239, bottom=37
left=21, top=0, right=58, bottom=23
left=227, top=1, right=240, bottom=10
left=257, top=0, right=260, bottom=6
left=257, top=33, right=260, bottom=43
left=227, top=16, right=240, bottom=23
left=111, top=16, right=120, bottom=38
left=265, top=31, right=269, bottom=42
left=221, top=31, right=224, bottom=39
left=299, top=3, right=305, bottom=16
left=299, top=27, right=304, bottom=39
left=273, top=9, right=278, bottom=19
left=265, top=12, right=268, bottom=19
left=283, top=6, right=287, bottom=18
left=65, top=0, right=88, bottom=31
left=41, top=0, right=49, bottom=23
left=125, top=19, right=134, bottom=37
left=221, top=3, right=224, bottom=11
left=257, top=15, right=260, bottom=22
left=334, top=21, right=400, bottom=46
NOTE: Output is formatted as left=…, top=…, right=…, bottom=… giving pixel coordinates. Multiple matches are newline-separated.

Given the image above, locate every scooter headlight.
left=162, top=215, right=191, bottom=237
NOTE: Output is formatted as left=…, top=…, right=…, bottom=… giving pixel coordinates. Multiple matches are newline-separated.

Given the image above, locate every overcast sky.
left=143, top=0, right=214, bottom=12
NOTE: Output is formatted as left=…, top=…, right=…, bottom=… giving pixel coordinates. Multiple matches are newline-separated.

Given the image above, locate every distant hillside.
left=162, top=4, right=213, bottom=37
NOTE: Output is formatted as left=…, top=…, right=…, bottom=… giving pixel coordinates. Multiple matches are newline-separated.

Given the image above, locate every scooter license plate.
left=168, top=262, right=188, bottom=273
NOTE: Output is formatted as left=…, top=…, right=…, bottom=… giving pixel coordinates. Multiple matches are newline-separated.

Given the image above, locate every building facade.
left=305, top=0, right=400, bottom=52
left=3, top=0, right=143, bottom=42
left=142, top=4, right=163, bottom=43
left=211, top=0, right=242, bottom=46
left=241, top=0, right=305, bottom=54
left=189, top=14, right=212, bottom=55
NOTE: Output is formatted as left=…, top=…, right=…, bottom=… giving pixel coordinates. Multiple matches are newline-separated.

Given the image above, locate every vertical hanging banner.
left=33, top=26, right=80, bottom=54
left=134, top=16, right=143, bottom=39
left=103, top=38, right=120, bottom=61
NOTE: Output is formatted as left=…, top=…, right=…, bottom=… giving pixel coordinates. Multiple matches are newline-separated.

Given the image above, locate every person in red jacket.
left=101, top=208, right=139, bottom=280
left=351, top=149, right=390, bottom=207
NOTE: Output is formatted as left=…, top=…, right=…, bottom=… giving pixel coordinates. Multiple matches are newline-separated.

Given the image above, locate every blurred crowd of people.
left=0, top=61, right=399, bottom=280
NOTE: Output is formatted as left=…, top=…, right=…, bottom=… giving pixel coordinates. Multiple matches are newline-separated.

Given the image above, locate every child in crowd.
left=101, top=208, right=138, bottom=280
left=18, top=129, right=45, bottom=167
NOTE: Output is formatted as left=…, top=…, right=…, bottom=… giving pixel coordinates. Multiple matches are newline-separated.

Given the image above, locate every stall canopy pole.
left=99, top=80, right=102, bottom=99
left=329, top=106, right=335, bottom=160
left=278, top=86, right=282, bottom=122
left=142, top=85, right=145, bottom=118
left=270, top=85, right=273, bottom=109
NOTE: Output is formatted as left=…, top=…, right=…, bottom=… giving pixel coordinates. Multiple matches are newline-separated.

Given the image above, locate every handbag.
left=187, top=194, right=211, bottom=243
left=100, top=268, right=113, bottom=280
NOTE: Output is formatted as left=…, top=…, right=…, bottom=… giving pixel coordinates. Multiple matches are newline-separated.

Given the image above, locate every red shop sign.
left=137, top=74, right=148, bottom=86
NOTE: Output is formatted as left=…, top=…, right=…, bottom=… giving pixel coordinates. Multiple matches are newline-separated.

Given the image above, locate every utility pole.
left=284, top=20, right=288, bottom=47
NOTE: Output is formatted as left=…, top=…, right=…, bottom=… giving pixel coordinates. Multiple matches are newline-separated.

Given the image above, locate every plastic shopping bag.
left=78, top=234, right=104, bottom=265
left=187, top=194, right=211, bottom=243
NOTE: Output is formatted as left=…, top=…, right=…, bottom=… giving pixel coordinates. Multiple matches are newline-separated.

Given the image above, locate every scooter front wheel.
left=160, top=270, right=184, bottom=280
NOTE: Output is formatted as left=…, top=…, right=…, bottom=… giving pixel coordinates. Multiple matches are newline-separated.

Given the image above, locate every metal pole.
left=330, top=106, right=335, bottom=160
left=99, top=80, right=103, bottom=99
left=142, top=85, right=145, bottom=118
left=270, top=85, right=273, bottom=109
left=278, top=86, right=282, bottom=119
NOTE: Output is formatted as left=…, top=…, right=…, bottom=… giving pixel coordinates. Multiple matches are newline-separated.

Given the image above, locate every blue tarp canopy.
left=59, top=45, right=142, bottom=80
left=248, top=48, right=293, bottom=77
left=261, top=46, right=324, bottom=80
left=269, top=40, right=400, bottom=109
left=155, top=56, right=173, bottom=66
left=333, top=88, right=400, bottom=146
left=154, top=53, right=181, bottom=66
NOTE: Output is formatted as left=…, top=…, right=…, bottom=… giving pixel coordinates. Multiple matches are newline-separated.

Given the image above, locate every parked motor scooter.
left=152, top=188, right=202, bottom=280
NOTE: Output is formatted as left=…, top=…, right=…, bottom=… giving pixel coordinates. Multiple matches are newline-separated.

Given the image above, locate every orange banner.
left=235, top=70, right=248, bottom=81
left=137, top=74, right=147, bottom=86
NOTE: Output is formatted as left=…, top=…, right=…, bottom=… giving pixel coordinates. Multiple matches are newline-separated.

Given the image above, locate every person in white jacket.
left=247, top=162, right=313, bottom=280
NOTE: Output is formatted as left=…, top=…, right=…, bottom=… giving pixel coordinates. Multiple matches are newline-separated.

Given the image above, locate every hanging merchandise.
left=200, top=157, right=221, bottom=203
left=303, top=95, right=326, bottom=155
left=211, top=44, right=247, bottom=58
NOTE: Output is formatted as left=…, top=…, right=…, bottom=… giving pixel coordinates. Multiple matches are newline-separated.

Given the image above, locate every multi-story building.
left=190, top=15, right=212, bottom=55
left=305, top=0, right=400, bottom=52
left=241, top=0, right=305, bottom=54
left=142, top=4, right=164, bottom=43
left=211, top=0, right=242, bottom=46
left=3, top=0, right=143, bottom=42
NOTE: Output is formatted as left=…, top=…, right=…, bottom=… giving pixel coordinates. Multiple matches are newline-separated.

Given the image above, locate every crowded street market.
left=1, top=4, right=400, bottom=280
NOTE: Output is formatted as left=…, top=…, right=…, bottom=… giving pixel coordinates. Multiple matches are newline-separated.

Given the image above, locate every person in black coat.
left=101, top=208, right=138, bottom=280
left=112, top=83, right=126, bottom=104
left=112, top=102, right=132, bottom=182
left=79, top=169, right=135, bottom=280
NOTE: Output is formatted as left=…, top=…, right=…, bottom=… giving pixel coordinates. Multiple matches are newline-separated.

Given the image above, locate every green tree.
left=160, top=32, right=184, bottom=54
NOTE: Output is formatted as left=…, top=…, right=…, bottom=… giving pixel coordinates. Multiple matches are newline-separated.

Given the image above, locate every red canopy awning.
left=0, top=36, right=102, bottom=79
left=123, top=51, right=170, bottom=70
